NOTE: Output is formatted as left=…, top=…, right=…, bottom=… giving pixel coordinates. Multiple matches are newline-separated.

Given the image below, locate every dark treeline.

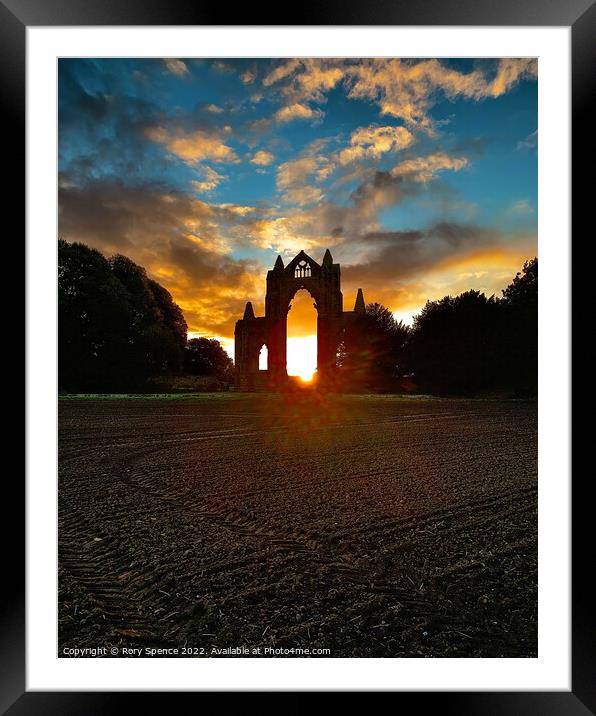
left=59, top=240, right=230, bottom=391
left=341, top=258, right=537, bottom=396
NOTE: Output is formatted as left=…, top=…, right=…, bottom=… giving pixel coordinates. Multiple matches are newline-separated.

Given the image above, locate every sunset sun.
left=287, top=336, right=317, bottom=382
left=286, top=289, right=318, bottom=382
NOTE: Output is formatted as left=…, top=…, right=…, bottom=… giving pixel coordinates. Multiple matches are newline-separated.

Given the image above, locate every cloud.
left=246, top=215, right=328, bottom=255
left=250, top=149, right=275, bottom=166
left=58, top=169, right=535, bottom=339
left=262, top=59, right=302, bottom=87
left=489, top=59, right=537, bottom=97
left=213, top=203, right=257, bottom=216
left=276, top=153, right=333, bottom=205
left=145, top=125, right=238, bottom=164
left=269, top=141, right=472, bottom=249
left=273, top=127, right=421, bottom=208
left=270, top=123, right=421, bottom=210
left=338, top=125, right=415, bottom=165
left=276, top=126, right=460, bottom=212
left=351, top=170, right=413, bottom=209
left=162, top=58, right=189, bottom=77
left=391, top=152, right=469, bottom=182
left=517, top=129, right=538, bottom=151
left=240, top=67, right=257, bottom=84
left=506, top=199, right=534, bottom=215
left=274, top=103, right=324, bottom=124
left=347, top=152, right=468, bottom=213
left=245, top=183, right=400, bottom=255
left=58, top=60, right=169, bottom=184
left=211, top=61, right=235, bottom=74
left=191, top=166, right=227, bottom=193
left=264, top=59, right=344, bottom=104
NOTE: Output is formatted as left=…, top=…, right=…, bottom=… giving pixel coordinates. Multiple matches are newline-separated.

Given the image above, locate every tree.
left=146, top=279, right=188, bottom=375
left=499, top=258, right=538, bottom=395
left=58, top=240, right=187, bottom=390
left=59, top=240, right=134, bottom=390
left=501, top=257, right=538, bottom=308
left=338, top=302, right=410, bottom=391
left=185, top=338, right=234, bottom=382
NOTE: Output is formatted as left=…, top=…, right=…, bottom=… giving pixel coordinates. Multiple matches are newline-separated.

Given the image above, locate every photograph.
left=57, top=56, right=540, bottom=660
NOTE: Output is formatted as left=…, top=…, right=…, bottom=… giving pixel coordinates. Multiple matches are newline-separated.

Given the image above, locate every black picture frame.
left=8, top=0, right=590, bottom=708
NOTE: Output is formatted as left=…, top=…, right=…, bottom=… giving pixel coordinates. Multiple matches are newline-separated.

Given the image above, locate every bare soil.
left=59, top=394, right=537, bottom=657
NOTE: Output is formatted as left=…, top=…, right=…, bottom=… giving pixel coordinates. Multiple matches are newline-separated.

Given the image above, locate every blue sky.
left=58, top=57, right=537, bottom=341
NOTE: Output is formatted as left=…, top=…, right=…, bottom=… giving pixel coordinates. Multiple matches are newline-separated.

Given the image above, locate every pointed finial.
left=354, top=288, right=365, bottom=314
left=322, top=248, right=333, bottom=267
left=243, top=301, right=255, bottom=320
left=274, top=255, right=284, bottom=272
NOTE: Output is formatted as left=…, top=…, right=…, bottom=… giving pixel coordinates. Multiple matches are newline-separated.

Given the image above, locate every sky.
left=58, top=57, right=537, bottom=368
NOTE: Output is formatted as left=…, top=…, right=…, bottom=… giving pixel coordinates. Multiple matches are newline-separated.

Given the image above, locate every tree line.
left=59, top=239, right=536, bottom=396
left=340, top=257, right=537, bottom=396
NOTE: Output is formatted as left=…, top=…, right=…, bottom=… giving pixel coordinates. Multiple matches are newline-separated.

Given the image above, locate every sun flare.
left=286, top=336, right=317, bottom=382
left=286, top=288, right=318, bottom=382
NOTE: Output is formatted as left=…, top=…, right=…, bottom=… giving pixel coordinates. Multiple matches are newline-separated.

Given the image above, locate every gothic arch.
left=234, top=249, right=366, bottom=390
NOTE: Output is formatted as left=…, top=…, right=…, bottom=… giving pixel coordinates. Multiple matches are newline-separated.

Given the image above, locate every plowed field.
left=59, top=394, right=537, bottom=657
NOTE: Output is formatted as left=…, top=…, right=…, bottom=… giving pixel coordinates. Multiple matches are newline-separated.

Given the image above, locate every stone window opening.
left=295, top=260, right=311, bottom=279
left=258, top=344, right=268, bottom=371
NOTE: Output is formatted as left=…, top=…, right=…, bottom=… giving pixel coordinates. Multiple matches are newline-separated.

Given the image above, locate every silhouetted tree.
left=59, top=240, right=187, bottom=391
left=338, top=302, right=410, bottom=391
left=499, top=258, right=538, bottom=395
left=185, top=338, right=234, bottom=382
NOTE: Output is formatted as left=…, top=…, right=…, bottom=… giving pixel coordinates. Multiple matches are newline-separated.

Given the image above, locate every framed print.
left=8, top=0, right=591, bottom=708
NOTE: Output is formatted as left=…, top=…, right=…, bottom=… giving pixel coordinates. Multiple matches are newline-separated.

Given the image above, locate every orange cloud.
left=145, top=125, right=238, bottom=164
left=274, top=103, right=324, bottom=124
left=338, top=124, right=415, bottom=165
left=162, top=58, right=189, bottom=76
left=240, top=67, right=257, bottom=84
left=191, top=166, right=226, bottom=193
left=250, top=149, right=275, bottom=166
left=264, top=59, right=343, bottom=103
left=391, top=152, right=469, bottom=182
left=262, top=59, right=302, bottom=86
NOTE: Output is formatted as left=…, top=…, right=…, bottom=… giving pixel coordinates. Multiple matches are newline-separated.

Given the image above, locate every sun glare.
left=287, top=336, right=317, bottom=382
left=287, top=289, right=318, bottom=382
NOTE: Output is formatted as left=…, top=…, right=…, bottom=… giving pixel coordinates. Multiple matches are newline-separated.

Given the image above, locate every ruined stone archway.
left=234, top=249, right=366, bottom=390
